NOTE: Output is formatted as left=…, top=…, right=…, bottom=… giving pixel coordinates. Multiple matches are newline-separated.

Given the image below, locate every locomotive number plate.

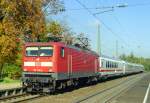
left=35, top=62, right=41, bottom=66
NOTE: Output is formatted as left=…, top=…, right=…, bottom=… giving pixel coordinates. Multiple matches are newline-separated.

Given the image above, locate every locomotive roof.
left=24, top=42, right=99, bottom=56
left=25, top=42, right=65, bottom=47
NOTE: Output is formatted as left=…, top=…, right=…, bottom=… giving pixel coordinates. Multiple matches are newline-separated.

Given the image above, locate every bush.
left=3, top=64, right=22, bottom=79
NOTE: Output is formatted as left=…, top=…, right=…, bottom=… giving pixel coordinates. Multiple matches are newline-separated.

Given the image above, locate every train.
left=99, top=56, right=144, bottom=78
left=22, top=42, right=144, bottom=93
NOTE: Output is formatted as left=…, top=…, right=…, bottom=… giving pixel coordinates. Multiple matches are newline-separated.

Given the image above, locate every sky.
left=49, top=0, right=150, bottom=58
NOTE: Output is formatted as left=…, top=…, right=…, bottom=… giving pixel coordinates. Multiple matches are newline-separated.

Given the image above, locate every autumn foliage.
left=0, top=0, right=46, bottom=76
left=0, top=0, right=65, bottom=78
left=0, top=0, right=90, bottom=78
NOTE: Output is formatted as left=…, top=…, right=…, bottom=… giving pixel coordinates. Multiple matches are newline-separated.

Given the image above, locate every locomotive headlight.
left=24, top=68, right=27, bottom=71
left=49, top=68, right=52, bottom=72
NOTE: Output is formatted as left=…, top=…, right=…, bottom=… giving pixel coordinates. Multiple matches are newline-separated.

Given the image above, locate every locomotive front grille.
left=24, top=74, right=52, bottom=77
left=22, top=72, right=55, bottom=84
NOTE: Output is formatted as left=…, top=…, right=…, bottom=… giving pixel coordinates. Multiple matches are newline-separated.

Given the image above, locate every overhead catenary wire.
left=128, top=2, right=150, bottom=7
left=43, top=0, right=135, bottom=55
left=111, top=13, right=143, bottom=53
left=111, top=13, right=133, bottom=46
left=75, top=0, right=131, bottom=48
left=65, top=2, right=150, bottom=11
left=65, top=6, right=114, bottom=11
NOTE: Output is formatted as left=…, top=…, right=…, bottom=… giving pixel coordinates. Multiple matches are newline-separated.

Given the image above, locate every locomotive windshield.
left=26, top=46, right=53, bottom=56
left=39, top=47, right=53, bottom=56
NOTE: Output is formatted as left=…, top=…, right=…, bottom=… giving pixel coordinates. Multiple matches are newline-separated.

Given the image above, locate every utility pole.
left=97, top=23, right=101, bottom=56
left=138, top=45, right=142, bottom=64
left=116, top=40, right=118, bottom=58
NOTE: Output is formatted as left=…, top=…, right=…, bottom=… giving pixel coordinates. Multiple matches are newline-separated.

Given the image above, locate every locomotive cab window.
left=26, top=47, right=38, bottom=56
left=39, top=46, right=53, bottom=56
left=61, top=47, right=65, bottom=57
left=26, top=46, right=53, bottom=56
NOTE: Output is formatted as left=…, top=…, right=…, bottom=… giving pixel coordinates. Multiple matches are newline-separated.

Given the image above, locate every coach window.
left=109, top=62, right=111, bottom=68
left=114, top=63, right=116, bottom=68
left=106, top=61, right=108, bottom=68
left=111, top=62, right=113, bottom=68
left=61, top=47, right=65, bottom=57
left=116, top=63, right=118, bottom=68
left=108, top=61, right=110, bottom=68
left=108, top=61, right=109, bottom=68
left=112, top=62, right=114, bottom=68
left=101, top=61, right=104, bottom=67
left=113, top=63, right=115, bottom=68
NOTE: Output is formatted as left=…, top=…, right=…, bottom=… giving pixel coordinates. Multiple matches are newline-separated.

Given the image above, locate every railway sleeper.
left=0, top=88, right=26, bottom=98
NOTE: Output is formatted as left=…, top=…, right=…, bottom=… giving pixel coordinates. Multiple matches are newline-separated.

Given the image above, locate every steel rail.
left=0, top=87, right=26, bottom=98
left=0, top=93, right=43, bottom=103
left=0, top=87, right=47, bottom=103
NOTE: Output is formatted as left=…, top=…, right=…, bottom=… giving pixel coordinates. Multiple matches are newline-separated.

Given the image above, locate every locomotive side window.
left=61, top=47, right=65, bottom=57
left=26, top=47, right=38, bottom=56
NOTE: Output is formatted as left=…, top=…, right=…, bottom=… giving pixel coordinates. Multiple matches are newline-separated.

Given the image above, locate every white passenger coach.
left=99, top=56, right=144, bottom=78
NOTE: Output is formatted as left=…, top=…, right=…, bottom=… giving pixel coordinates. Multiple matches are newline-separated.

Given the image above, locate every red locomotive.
left=22, top=42, right=99, bottom=92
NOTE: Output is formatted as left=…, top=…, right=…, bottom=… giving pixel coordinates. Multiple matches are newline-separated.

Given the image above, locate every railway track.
left=73, top=73, right=147, bottom=103
left=0, top=93, right=43, bottom=103
left=0, top=73, right=147, bottom=103
left=0, top=87, right=44, bottom=103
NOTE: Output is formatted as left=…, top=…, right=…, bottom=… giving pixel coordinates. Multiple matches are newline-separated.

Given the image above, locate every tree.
left=47, top=21, right=64, bottom=36
left=0, top=35, right=17, bottom=76
left=43, top=0, right=65, bottom=15
left=120, top=54, right=150, bottom=71
left=46, top=20, right=75, bottom=44
left=0, top=0, right=64, bottom=77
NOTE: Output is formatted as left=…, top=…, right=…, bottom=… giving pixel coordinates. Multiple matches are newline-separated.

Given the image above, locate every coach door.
left=67, top=54, right=72, bottom=77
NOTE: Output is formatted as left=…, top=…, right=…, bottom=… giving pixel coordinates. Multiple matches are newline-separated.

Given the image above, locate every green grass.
left=0, top=77, right=20, bottom=84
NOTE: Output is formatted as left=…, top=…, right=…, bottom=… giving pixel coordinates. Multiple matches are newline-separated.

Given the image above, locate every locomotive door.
left=67, top=54, right=72, bottom=77
left=95, top=58, right=98, bottom=73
